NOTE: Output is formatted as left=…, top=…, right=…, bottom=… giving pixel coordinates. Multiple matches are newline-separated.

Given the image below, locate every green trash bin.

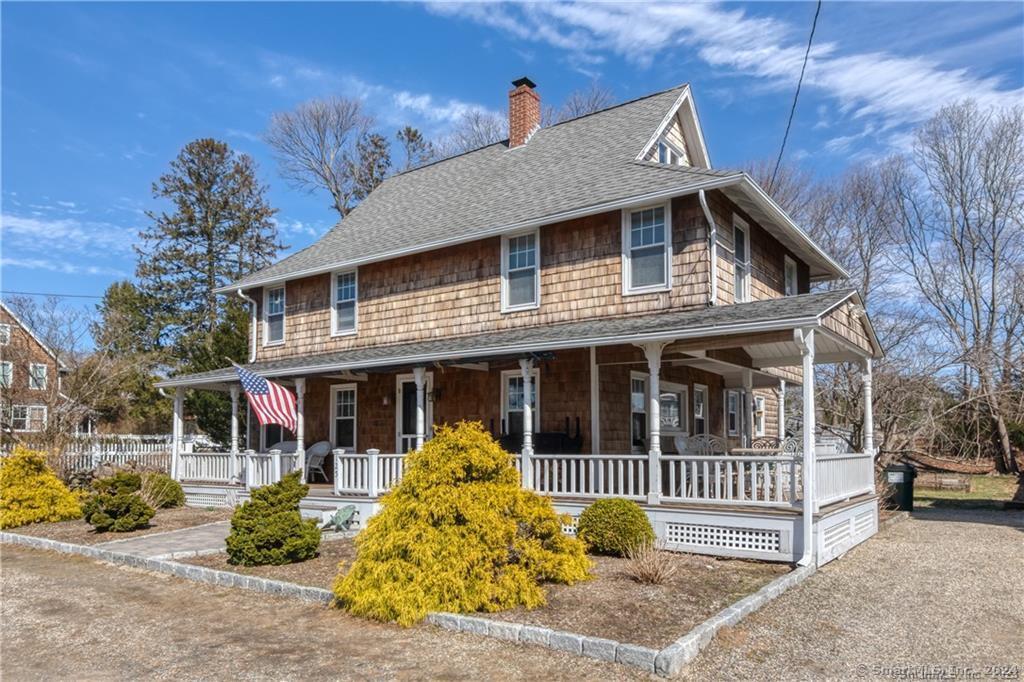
left=884, top=462, right=916, bottom=511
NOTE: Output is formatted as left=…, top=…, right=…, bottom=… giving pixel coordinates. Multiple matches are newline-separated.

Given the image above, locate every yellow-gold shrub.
left=0, top=447, right=82, bottom=529
left=333, top=421, right=590, bottom=625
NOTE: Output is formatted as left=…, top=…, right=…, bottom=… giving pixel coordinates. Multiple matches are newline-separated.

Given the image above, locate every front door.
left=396, top=373, right=433, bottom=453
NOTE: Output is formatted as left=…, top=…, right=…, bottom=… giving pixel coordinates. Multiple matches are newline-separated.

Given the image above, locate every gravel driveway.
left=684, top=508, right=1024, bottom=680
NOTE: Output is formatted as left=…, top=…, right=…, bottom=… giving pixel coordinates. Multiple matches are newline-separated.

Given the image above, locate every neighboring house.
left=0, top=301, right=69, bottom=439
left=159, top=79, right=883, bottom=566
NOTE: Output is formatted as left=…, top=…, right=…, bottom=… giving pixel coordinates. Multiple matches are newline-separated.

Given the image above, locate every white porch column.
left=742, top=368, right=754, bottom=447
left=777, top=379, right=787, bottom=440
left=797, top=328, right=816, bottom=565
left=861, top=358, right=874, bottom=455
left=171, top=387, right=184, bottom=481
left=413, top=366, right=427, bottom=451
left=295, top=377, right=306, bottom=482
left=229, top=384, right=240, bottom=483
left=519, top=357, right=534, bottom=489
left=589, top=346, right=600, bottom=455
left=640, top=342, right=669, bottom=505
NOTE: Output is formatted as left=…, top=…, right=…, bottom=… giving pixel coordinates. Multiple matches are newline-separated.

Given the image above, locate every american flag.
left=233, top=363, right=296, bottom=432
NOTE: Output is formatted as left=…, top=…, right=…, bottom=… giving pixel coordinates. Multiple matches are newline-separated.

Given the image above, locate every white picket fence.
left=51, top=435, right=173, bottom=474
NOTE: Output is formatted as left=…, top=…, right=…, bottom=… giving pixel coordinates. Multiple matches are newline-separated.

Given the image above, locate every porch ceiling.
left=156, top=289, right=878, bottom=389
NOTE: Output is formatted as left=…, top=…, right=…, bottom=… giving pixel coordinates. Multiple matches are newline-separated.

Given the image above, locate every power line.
left=771, top=0, right=822, bottom=191
left=1, top=290, right=103, bottom=299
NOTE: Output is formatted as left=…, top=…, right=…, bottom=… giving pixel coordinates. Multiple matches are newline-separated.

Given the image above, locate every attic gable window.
left=657, top=141, right=685, bottom=166
left=332, top=270, right=358, bottom=335
left=622, top=204, right=672, bottom=294
left=264, top=286, right=285, bottom=346
left=501, top=230, right=539, bottom=312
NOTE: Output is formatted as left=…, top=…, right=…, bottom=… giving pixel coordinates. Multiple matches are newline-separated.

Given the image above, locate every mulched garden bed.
left=9, top=507, right=233, bottom=546
left=183, top=537, right=788, bottom=649
left=182, top=535, right=357, bottom=587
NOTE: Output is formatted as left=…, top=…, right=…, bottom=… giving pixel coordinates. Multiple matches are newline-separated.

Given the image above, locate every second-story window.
left=0, top=324, right=10, bottom=345
left=501, top=231, right=539, bottom=311
left=623, top=204, right=671, bottom=294
left=0, top=362, right=11, bottom=388
left=332, top=270, right=358, bottom=335
left=784, top=255, right=798, bottom=296
left=28, top=363, right=47, bottom=390
left=733, top=216, right=750, bottom=303
left=264, top=286, right=285, bottom=345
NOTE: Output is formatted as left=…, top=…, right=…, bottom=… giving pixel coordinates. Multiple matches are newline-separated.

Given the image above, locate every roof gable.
left=635, top=85, right=711, bottom=169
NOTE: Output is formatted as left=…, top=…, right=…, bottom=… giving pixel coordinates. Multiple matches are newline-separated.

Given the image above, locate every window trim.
left=28, top=363, right=47, bottom=390
left=657, top=139, right=686, bottom=166
left=754, top=395, right=766, bottom=437
left=501, top=367, right=540, bottom=435
left=693, top=383, right=708, bottom=435
left=724, top=389, right=741, bottom=437
left=329, top=383, right=358, bottom=452
left=784, top=255, right=798, bottom=296
left=732, top=215, right=751, bottom=303
left=659, top=380, right=689, bottom=436
left=11, top=404, right=47, bottom=432
left=621, top=202, right=673, bottom=296
left=330, top=269, right=359, bottom=337
left=263, top=285, right=286, bottom=347
left=500, top=229, right=541, bottom=313
left=630, top=371, right=648, bottom=454
left=0, top=323, right=10, bottom=345
left=0, top=361, right=11, bottom=388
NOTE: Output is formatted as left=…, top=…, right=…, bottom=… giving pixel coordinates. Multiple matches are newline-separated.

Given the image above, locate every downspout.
left=237, top=288, right=257, bottom=363
left=698, top=190, right=718, bottom=306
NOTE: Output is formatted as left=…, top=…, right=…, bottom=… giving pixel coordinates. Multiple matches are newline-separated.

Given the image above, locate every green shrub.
left=92, top=471, right=142, bottom=496
left=83, top=491, right=155, bottom=532
left=576, top=498, right=654, bottom=556
left=225, top=471, right=321, bottom=566
left=333, top=421, right=591, bottom=626
left=139, top=472, right=185, bottom=509
left=0, top=447, right=83, bottom=529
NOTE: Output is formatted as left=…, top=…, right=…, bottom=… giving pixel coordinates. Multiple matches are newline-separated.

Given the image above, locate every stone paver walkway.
left=94, top=521, right=229, bottom=558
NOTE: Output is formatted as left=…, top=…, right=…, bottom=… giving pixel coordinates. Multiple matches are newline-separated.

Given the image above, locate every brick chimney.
left=508, top=77, right=540, bottom=148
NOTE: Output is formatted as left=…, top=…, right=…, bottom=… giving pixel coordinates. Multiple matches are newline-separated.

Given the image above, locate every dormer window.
left=501, top=230, right=539, bottom=312
left=657, top=140, right=686, bottom=166
left=264, top=286, right=285, bottom=346
left=622, top=204, right=672, bottom=294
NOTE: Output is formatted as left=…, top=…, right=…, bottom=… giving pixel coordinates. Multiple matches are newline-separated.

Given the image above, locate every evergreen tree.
left=396, top=126, right=435, bottom=171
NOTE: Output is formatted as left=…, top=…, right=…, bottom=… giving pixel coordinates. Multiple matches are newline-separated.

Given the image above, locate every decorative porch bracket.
left=638, top=340, right=672, bottom=505
left=519, top=357, right=534, bottom=489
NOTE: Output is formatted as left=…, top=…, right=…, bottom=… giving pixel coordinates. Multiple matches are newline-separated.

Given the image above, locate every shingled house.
left=158, top=79, right=882, bottom=566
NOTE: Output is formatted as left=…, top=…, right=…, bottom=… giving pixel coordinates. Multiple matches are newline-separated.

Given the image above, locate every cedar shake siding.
left=253, top=190, right=811, bottom=364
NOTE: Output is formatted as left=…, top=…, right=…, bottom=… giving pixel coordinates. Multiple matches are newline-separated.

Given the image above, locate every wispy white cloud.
left=0, top=212, right=139, bottom=278
left=392, top=91, right=498, bottom=124
left=432, top=2, right=1022, bottom=146
left=0, top=256, right=127, bottom=277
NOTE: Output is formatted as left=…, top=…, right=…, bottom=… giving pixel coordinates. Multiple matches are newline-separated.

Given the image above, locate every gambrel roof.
left=221, top=84, right=845, bottom=292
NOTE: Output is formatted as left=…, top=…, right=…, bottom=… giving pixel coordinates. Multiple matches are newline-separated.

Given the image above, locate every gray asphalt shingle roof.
left=226, top=85, right=741, bottom=291
left=157, top=289, right=856, bottom=387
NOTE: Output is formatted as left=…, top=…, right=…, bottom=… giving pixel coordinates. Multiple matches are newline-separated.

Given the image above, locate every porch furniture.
left=304, top=441, right=332, bottom=482
left=681, top=434, right=728, bottom=457
left=750, top=436, right=782, bottom=450
left=498, top=417, right=583, bottom=455
left=268, top=440, right=298, bottom=454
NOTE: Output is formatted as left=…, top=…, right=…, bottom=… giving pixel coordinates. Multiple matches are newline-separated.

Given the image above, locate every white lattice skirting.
left=665, top=522, right=782, bottom=553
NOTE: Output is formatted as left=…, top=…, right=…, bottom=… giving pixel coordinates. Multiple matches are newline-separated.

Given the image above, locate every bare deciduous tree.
left=434, top=108, right=507, bottom=159
left=543, top=82, right=615, bottom=126
left=889, top=101, right=1024, bottom=473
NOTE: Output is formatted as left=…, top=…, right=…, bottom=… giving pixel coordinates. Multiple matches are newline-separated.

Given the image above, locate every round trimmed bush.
left=92, top=471, right=142, bottom=496
left=225, top=471, right=321, bottom=566
left=83, top=491, right=154, bottom=532
left=576, top=498, right=654, bottom=556
left=0, top=447, right=82, bottom=528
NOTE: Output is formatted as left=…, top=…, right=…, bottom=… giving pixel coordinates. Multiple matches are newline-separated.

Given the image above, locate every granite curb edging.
left=3, top=531, right=815, bottom=677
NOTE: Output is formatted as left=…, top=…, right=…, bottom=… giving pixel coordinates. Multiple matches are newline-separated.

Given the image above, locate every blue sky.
left=2, top=1, right=1022, bottom=314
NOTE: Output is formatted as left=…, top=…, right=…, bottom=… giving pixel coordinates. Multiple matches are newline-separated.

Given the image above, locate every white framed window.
left=630, top=372, right=648, bottom=453
left=733, top=216, right=750, bottom=303
left=502, top=368, right=539, bottom=436
left=660, top=381, right=689, bottom=435
left=622, top=204, right=672, bottom=294
left=28, top=363, right=47, bottom=390
left=657, top=140, right=685, bottom=166
left=693, top=384, right=708, bottom=435
left=330, top=384, right=357, bottom=451
left=331, top=270, right=358, bottom=336
left=263, top=286, right=285, bottom=345
left=0, top=324, right=10, bottom=345
left=501, top=230, right=540, bottom=312
left=784, top=255, right=798, bottom=296
left=0, top=362, right=11, bottom=388
left=754, top=395, right=766, bottom=437
left=725, top=389, right=741, bottom=437
left=11, top=405, right=46, bottom=432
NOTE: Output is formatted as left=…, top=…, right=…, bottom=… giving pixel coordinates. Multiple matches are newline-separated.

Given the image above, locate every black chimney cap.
left=511, top=76, right=537, bottom=89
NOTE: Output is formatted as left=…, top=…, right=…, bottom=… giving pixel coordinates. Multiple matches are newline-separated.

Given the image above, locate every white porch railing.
left=244, top=450, right=301, bottom=489
left=814, top=452, right=875, bottom=510
left=333, top=449, right=406, bottom=497
left=660, top=454, right=800, bottom=508
left=179, top=452, right=234, bottom=483
left=530, top=454, right=649, bottom=500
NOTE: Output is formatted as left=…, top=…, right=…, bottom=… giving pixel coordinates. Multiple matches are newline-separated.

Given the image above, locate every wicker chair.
left=750, top=436, right=783, bottom=451
left=681, top=434, right=728, bottom=456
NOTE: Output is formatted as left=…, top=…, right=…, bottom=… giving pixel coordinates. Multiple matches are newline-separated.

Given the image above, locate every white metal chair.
left=304, top=441, right=332, bottom=482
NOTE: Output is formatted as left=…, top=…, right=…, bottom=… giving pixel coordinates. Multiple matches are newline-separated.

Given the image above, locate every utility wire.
left=0, top=290, right=104, bottom=299
left=771, top=0, right=822, bottom=191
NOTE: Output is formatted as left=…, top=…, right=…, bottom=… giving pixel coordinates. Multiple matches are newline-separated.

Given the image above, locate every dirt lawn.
left=9, top=507, right=232, bottom=545
left=0, top=545, right=651, bottom=681
left=185, top=539, right=787, bottom=649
